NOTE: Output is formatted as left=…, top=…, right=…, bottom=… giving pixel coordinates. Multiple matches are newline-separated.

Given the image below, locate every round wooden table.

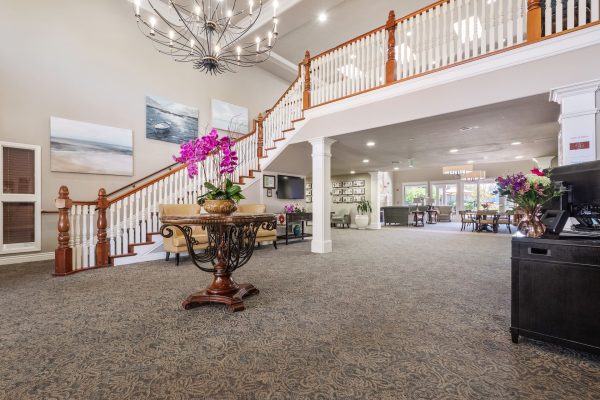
left=160, top=213, right=276, bottom=312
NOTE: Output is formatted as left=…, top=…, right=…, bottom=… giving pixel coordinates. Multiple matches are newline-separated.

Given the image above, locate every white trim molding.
left=0, top=252, right=54, bottom=266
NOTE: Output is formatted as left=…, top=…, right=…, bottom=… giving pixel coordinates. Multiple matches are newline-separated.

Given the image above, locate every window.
left=403, top=183, right=428, bottom=205
left=463, top=183, right=478, bottom=210
left=0, top=142, right=41, bottom=254
left=478, top=181, right=500, bottom=210
left=431, top=183, right=457, bottom=207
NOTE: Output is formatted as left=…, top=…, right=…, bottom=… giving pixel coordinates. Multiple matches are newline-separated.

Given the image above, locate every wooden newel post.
left=526, top=0, right=542, bottom=42
left=302, top=50, right=311, bottom=110
left=95, top=188, right=110, bottom=268
left=54, top=185, right=73, bottom=276
left=257, top=113, right=264, bottom=159
left=385, top=10, right=397, bottom=84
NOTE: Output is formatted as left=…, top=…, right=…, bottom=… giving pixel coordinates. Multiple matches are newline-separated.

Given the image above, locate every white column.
left=550, top=80, right=600, bottom=166
left=310, top=137, right=335, bottom=254
left=368, top=171, right=381, bottom=230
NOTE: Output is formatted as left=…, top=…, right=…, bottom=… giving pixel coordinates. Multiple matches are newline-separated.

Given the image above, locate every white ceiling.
left=267, top=94, right=560, bottom=176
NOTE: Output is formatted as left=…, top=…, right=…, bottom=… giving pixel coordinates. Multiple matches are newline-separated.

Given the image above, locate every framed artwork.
left=306, top=196, right=312, bottom=203
left=263, top=175, right=276, bottom=189
left=306, top=189, right=312, bottom=196
left=50, top=117, right=133, bottom=176
left=332, top=182, right=342, bottom=188
left=356, top=195, right=366, bottom=201
left=145, top=95, right=199, bottom=144
left=332, top=189, right=343, bottom=195
left=353, top=180, right=366, bottom=187
left=342, top=196, right=354, bottom=203
left=267, top=189, right=273, bottom=197
left=343, top=188, right=353, bottom=195
left=353, top=187, right=365, bottom=195
left=306, top=183, right=312, bottom=189
left=343, top=181, right=353, bottom=187
left=211, top=99, right=249, bottom=134
left=333, top=196, right=341, bottom=203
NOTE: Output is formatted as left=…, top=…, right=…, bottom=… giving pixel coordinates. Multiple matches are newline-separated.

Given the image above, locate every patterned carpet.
left=1, top=228, right=599, bottom=399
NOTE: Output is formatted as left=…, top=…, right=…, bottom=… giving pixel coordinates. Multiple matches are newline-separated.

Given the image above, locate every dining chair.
left=459, top=210, right=475, bottom=231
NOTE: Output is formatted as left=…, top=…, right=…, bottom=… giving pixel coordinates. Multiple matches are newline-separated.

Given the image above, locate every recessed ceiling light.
left=350, top=170, right=356, bottom=174
left=408, top=138, right=414, bottom=141
left=511, top=141, right=522, bottom=145
left=515, top=155, right=524, bottom=159
left=449, top=149, right=459, bottom=153
left=362, top=159, right=369, bottom=163
left=467, top=160, right=474, bottom=164
left=318, top=12, right=327, bottom=22
left=366, top=141, right=375, bottom=147
left=393, top=167, right=399, bottom=170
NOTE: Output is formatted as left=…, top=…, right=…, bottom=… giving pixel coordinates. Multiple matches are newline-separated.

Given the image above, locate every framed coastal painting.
left=146, top=95, right=199, bottom=144
left=212, top=99, right=249, bottom=136
left=50, top=117, right=133, bottom=176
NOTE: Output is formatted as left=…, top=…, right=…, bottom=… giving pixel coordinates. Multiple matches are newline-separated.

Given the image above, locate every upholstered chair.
left=236, top=204, right=277, bottom=249
left=436, top=206, right=454, bottom=222
left=159, top=203, right=208, bottom=266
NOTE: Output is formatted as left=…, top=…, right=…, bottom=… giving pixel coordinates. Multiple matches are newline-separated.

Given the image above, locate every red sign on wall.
left=570, top=141, right=590, bottom=150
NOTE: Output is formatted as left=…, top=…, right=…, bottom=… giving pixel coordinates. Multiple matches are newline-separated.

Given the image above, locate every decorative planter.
left=203, top=199, right=237, bottom=215
left=355, top=214, right=369, bottom=230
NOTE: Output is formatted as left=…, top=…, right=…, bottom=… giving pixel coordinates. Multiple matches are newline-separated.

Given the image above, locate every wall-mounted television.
left=277, top=175, right=305, bottom=199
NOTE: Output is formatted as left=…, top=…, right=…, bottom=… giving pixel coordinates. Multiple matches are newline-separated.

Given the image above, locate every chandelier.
left=133, top=0, right=278, bottom=75
left=442, top=164, right=473, bottom=175
left=461, top=170, right=486, bottom=181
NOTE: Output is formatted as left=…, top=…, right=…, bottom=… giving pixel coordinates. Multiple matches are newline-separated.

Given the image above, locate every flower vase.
left=517, top=205, right=545, bottom=238
left=203, top=199, right=237, bottom=215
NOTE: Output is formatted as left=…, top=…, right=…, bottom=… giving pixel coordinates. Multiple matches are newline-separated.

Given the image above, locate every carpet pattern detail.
left=1, top=228, right=599, bottom=399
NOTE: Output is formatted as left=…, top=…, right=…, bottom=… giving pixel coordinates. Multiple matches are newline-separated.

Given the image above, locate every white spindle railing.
left=543, top=0, right=599, bottom=36
left=310, top=28, right=387, bottom=107
left=263, top=77, right=303, bottom=149
left=397, top=0, right=527, bottom=80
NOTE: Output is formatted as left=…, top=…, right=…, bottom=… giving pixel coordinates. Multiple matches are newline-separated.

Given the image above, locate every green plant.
left=197, top=178, right=245, bottom=205
left=356, top=200, right=372, bottom=215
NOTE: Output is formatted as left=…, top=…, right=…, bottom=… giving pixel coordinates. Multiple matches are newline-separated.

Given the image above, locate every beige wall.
left=0, top=0, right=289, bottom=254
left=392, top=160, right=536, bottom=206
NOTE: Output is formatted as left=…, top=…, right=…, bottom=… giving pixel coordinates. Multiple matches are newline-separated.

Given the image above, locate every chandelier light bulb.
left=226, top=9, right=232, bottom=18
left=215, top=44, right=220, bottom=56
left=249, top=0, right=254, bottom=15
left=134, top=0, right=141, bottom=17
left=273, top=1, right=278, bottom=17
left=169, top=30, right=174, bottom=46
left=256, top=36, right=260, bottom=51
left=267, top=31, right=273, bottom=47
left=273, top=17, right=279, bottom=35
left=149, top=16, right=156, bottom=36
left=237, top=45, right=242, bottom=61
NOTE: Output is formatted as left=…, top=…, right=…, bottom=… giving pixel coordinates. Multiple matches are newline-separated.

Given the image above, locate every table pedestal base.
left=182, top=282, right=259, bottom=312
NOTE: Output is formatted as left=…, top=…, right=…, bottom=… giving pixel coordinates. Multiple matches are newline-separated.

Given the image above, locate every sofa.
left=159, top=203, right=209, bottom=266
left=237, top=204, right=278, bottom=249
left=381, top=206, right=411, bottom=226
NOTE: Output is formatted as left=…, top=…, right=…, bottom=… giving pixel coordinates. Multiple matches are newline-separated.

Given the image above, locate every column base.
left=368, top=223, right=381, bottom=230
left=311, top=239, right=332, bottom=253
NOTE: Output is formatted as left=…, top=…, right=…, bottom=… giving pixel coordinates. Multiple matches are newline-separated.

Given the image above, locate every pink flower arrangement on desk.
left=173, top=129, right=245, bottom=205
left=283, top=203, right=305, bottom=214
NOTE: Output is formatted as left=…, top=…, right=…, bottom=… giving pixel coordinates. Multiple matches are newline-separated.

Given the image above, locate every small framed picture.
left=306, top=183, right=312, bottom=189
left=343, top=188, right=353, bottom=195
left=266, top=189, right=273, bottom=197
left=332, top=182, right=342, bottom=188
left=306, top=196, right=312, bottom=203
left=353, top=187, right=365, bottom=195
left=263, top=175, right=276, bottom=189
left=343, top=181, right=353, bottom=188
left=353, top=180, right=365, bottom=187
left=333, top=196, right=341, bottom=203
left=306, top=189, right=312, bottom=196
left=333, top=188, right=343, bottom=195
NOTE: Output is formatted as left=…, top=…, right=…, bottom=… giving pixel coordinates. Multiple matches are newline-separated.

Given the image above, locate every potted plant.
left=355, top=200, right=372, bottom=229
left=173, top=129, right=244, bottom=215
left=495, top=168, right=561, bottom=237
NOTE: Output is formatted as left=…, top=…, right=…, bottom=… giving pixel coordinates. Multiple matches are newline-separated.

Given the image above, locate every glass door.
left=0, top=142, right=41, bottom=254
left=478, top=180, right=500, bottom=210
left=431, top=182, right=457, bottom=207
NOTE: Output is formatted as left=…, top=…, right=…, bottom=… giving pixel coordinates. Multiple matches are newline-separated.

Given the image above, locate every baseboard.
left=0, top=252, right=54, bottom=266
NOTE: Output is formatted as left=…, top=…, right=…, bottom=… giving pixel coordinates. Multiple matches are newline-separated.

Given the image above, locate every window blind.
left=3, top=202, right=35, bottom=244
left=3, top=147, right=35, bottom=194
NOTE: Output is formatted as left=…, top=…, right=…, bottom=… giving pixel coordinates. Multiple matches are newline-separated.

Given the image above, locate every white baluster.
left=456, top=0, right=463, bottom=61
left=115, top=200, right=122, bottom=255
left=506, top=0, right=514, bottom=46
left=109, top=204, right=115, bottom=255
left=578, top=0, right=587, bottom=26
left=498, top=0, right=505, bottom=48
left=82, top=205, right=88, bottom=268
left=567, top=0, right=575, bottom=29
left=127, top=196, right=134, bottom=246
left=449, top=0, right=456, bottom=63
left=428, top=8, right=434, bottom=70
left=545, top=0, right=553, bottom=35
left=516, top=0, right=525, bottom=41
left=489, top=0, right=496, bottom=51
left=69, top=207, right=75, bottom=267
left=89, top=205, right=95, bottom=267
left=74, top=205, right=82, bottom=270
left=472, top=0, right=479, bottom=57
left=463, top=0, right=471, bottom=60
left=441, top=5, right=449, bottom=65
left=434, top=6, right=441, bottom=67
left=592, top=0, right=599, bottom=22
left=480, top=0, right=488, bottom=53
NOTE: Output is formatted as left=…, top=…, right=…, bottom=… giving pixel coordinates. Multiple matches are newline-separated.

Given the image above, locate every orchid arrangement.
left=283, top=203, right=305, bottom=214
left=173, top=129, right=245, bottom=205
left=495, top=168, right=559, bottom=211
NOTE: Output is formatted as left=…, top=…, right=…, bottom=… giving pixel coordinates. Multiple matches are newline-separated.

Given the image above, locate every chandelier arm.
left=156, top=1, right=208, bottom=55
left=172, top=4, right=211, bottom=55
left=213, top=0, right=237, bottom=48
left=219, top=4, right=264, bottom=51
left=137, top=19, right=198, bottom=60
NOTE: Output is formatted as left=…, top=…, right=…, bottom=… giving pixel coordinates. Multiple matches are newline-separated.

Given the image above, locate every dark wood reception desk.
left=511, top=236, right=600, bottom=354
